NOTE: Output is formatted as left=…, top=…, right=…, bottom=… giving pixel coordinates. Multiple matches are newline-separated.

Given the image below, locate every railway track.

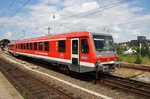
left=120, top=62, right=150, bottom=71
left=2, top=52, right=150, bottom=98
left=19, top=56, right=150, bottom=98
left=98, top=74, right=150, bottom=98
left=0, top=57, right=77, bottom=99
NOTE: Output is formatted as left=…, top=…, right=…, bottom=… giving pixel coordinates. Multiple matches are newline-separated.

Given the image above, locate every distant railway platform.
left=0, top=72, right=23, bottom=99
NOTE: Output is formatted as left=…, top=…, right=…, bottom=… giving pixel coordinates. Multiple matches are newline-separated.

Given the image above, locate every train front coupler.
left=113, top=62, right=121, bottom=68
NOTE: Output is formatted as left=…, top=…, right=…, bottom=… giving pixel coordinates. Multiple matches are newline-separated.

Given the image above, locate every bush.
left=135, top=54, right=142, bottom=64
left=117, top=54, right=123, bottom=61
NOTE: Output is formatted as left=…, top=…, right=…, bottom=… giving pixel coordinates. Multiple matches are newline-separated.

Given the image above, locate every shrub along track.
left=0, top=57, right=78, bottom=99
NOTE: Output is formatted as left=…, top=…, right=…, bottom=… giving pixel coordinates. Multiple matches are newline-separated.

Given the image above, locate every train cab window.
left=58, top=40, right=66, bottom=52
left=34, top=42, right=37, bottom=50
left=81, top=39, right=89, bottom=54
left=30, top=43, right=33, bottom=50
left=44, top=41, right=49, bottom=51
left=39, top=42, right=43, bottom=51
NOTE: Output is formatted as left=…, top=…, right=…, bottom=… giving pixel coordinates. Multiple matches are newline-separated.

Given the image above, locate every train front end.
left=92, top=33, right=120, bottom=73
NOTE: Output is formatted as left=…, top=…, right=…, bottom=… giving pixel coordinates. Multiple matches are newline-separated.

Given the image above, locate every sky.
left=0, top=0, right=150, bottom=43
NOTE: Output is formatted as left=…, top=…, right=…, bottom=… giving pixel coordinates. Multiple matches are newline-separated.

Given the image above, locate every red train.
left=8, top=31, right=119, bottom=73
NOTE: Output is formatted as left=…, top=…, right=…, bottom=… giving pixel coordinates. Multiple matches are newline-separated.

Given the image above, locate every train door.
left=71, top=38, right=80, bottom=68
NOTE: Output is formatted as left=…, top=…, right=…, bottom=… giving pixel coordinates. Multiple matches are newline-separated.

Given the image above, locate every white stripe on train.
left=16, top=51, right=96, bottom=67
left=8, top=50, right=114, bottom=67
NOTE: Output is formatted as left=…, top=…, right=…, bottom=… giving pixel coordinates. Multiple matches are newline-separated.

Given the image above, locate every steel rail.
left=0, top=57, right=75, bottom=99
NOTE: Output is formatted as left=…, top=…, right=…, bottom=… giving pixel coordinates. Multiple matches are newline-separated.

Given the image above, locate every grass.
left=117, top=54, right=150, bottom=65
left=141, top=56, right=150, bottom=65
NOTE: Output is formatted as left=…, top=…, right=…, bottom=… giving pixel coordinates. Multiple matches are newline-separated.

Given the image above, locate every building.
left=118, top=36, right=150, bottom=47
left=137, top=36, right=146, bottom=41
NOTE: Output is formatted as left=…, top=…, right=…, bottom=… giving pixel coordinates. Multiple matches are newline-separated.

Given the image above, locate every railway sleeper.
left=29, top=86, right=47, bottom=91
left=22, top=83, right=38, bottom=88
left=105, top=78, right=150, bottom=93
left=103, top=80, right=150, bottom=97
left=31, top=89, right=49, bottom=95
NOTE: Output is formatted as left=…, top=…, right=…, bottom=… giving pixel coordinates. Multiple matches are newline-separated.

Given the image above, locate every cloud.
left=1, top=0, right=150, bottom=42
left=3, top=31, right=13, bottom=39
left=113, top=26, right=122, bottom=32
left=39, top=0, right=61, bottom=4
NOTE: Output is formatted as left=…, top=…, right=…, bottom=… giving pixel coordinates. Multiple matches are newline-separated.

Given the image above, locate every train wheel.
left=64, top=65, right=70, bottom=74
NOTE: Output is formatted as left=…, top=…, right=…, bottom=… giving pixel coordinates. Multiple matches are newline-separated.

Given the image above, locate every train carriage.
left=8, top=31, right=119, bottom=73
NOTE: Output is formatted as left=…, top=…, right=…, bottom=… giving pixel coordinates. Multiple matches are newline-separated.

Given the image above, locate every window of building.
left=30, top=43, right=32, bottom=50
left=34, top=42, right=37, bottom=50
left=44, top=41, right=49, bottom=51
left=58, top=40, right=66, bottom=52
left=38, top=42, right=43, bottom=51
left=81, top=39, right=89, bottom=54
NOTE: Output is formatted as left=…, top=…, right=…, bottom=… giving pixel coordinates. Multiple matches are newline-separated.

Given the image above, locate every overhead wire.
left=35, top=0, right=131, bottom=32
left=67, top=0, right=131, bottom=18
left=32, top=0, right=85, bottom=27
left=100, top=18, right=150, bottom=27
left=0, top=0, right=31, bottom=27
left=33, top=0, right=85, bottom=34
left=0, top=1, right=15, bottom=20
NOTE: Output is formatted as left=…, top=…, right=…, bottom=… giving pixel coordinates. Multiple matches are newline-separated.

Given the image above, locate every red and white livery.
left=8, top=31, right=119, bottom=73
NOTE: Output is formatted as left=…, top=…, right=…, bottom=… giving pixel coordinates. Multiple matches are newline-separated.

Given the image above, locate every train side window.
left=26, top=43, right=29, bottom=50
left=17, top=44, right=19, bottom=49
left=16, top=44, right=18, bottom=49
left=34, top=42, right=37, bottom=50
left=19, top=44, right=21, bottom=49
left=39, top=42, right=43, bottom=51
left=21, top=44, right=23, bottom=49
left=44, top=41, right=49, bottom=51
left=24, top=43, right=26, bottom=49
left=25, top=43, right=26, bottom=49
left=58, top=40, right=66, bottom=52
left=81, top=39, right=89, bottom=54
left=30, top=43, right=32, bottom=50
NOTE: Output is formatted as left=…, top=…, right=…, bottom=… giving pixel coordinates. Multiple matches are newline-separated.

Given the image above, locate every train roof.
left=11, top=31, right=112, bottom=43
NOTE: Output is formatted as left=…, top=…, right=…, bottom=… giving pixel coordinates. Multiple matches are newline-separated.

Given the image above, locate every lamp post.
left=140, top=43, right=142, bottom=58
